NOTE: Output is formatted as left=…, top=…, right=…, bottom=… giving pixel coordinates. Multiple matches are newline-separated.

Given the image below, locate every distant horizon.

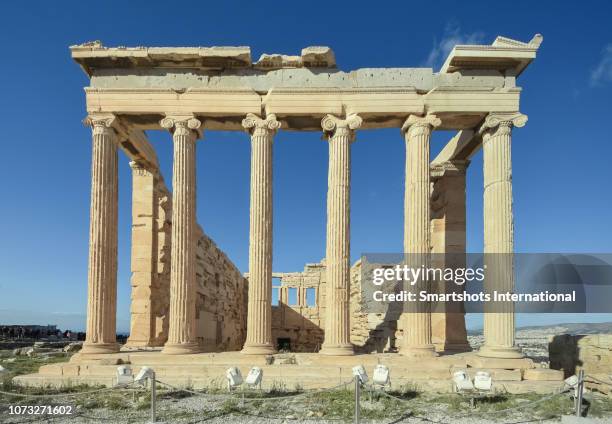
left=2, top=308, right=612, bottom=335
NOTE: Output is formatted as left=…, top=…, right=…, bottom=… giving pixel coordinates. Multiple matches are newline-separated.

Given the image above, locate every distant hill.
left=518, top=322, right=612, bottom=334
left=468, top=321, right=612, bottom=336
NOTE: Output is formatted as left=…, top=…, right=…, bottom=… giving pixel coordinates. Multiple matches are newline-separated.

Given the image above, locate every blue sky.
left=0, top=1, right=611, bottom=332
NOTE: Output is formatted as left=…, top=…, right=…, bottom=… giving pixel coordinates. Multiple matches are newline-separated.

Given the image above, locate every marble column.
left=241, top=113, right=280, bottom=355
left=82, top=114, right=120, bottom=354
left=160, top=115, right=202, bottom=355
left=478, top=112, right=527, bottom=359
left=430, top=160, right=471, bottom=353
left=399, top=114, right=440, bottom=357
left=319, top=113, right=361, bottom=356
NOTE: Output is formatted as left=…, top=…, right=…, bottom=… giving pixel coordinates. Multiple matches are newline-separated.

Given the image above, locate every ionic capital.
left=129, top=160, right=158, bottom=177
left=430, top=159, right=470, bottom=179
left=241, top=113, right=281, bottom=136
left=83, top=113, right=118, bottom=136
left=129, top=160, right=144, bottom=170
left=160, top=115, right=203, bottom=138
left=401, top=114, right=441, bottom=136
left=321, top=113, right=362, bottom=141
left=480, top=112, right=528, bottom=136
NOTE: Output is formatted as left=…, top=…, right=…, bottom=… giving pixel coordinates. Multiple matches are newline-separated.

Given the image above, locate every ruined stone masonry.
left=125, top=164, right=247, bottom=352
left=271, top=263, right=325, bottom=353
left=550, top=334, right=612, bottom=394
left=271, top=258, right=458, bottom=354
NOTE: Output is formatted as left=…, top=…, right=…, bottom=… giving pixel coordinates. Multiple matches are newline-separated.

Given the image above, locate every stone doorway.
left=277, top=337, right=291, bottom=352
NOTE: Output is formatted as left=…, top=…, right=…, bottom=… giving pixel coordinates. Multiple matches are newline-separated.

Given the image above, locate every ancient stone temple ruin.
left=17, top=34, right=567, bottom=392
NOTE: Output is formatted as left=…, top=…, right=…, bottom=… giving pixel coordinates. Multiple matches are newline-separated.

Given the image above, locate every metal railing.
left=0, top=371, right=602, bottom=423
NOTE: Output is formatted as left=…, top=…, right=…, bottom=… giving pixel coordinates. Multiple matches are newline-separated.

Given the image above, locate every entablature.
left=85, top=86, right=520, bottom=131
left=76, top=35, right=540, bottom=132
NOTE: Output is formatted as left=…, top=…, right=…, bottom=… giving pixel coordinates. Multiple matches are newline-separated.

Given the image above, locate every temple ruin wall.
left=271, top=260, right=398, bottom=353
left=127, top=166, right=247, bottom=351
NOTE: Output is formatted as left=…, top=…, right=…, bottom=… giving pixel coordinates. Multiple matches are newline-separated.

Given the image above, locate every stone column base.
left=80, top=342, right=119, bottom=355
left=478, top=345, right=524, bottom=359
left=400, top=344, right=438, bottom=358
left=468, top=353, right=533, bottom=370
left=123, top=340, right=165, bottom=349
left=319, top=344, right=354, bottom=356
left=162, top=342, right=200, bottom=355
left=241, top=343, right=276, bottom=355
left=438, top=342, right=472, bottom=353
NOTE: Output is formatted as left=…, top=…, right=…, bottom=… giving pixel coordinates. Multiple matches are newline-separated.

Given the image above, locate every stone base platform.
left=13, top=351, right=564, bottom=394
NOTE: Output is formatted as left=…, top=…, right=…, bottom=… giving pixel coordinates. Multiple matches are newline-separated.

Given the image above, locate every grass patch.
left=585, top=393, right=612, bottom=418
left=73, top=387, right=152, bottom=412
left=412, top=391, right=577, bottom=420
left=1, top=353, right=70, bottom=376
left=0, top=350, right=13, bottom=359
left=233, top=386, right=414, bottom=421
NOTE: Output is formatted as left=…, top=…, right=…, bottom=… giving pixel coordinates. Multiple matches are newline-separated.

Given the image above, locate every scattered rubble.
left=9, top=342, right=80, bottom=358
left=550, top=333, right=612, bottom=394
left=63, top=341, right=83, bottom=352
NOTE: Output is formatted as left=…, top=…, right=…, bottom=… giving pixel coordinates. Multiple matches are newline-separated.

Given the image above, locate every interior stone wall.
left=429, top=167, right=470, bottom=352
left=194, top=227, right=248, bottom=351
left=271, top=262, right=325, bottom=352
left=127, top=171, right=248, bottom=351
left=125, top=168, right=170, bottom=348
left=272, top=260, right=398, bottom=353
left=350, top=260, right=400, bottom=353
left=152, top=175, right=171, bottom=345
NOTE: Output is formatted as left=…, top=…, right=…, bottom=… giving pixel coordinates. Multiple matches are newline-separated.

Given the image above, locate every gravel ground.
left=3, top=388, right=611, bottom=424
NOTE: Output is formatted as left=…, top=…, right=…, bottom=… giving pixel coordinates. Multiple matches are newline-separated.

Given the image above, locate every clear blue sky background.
left=1, top=1, right=611, bottom=332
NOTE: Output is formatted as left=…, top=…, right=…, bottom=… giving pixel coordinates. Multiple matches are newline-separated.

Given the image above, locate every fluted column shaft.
left=319, top=114, right=361, bottom=356
left=161, top=116, right=202, bottom=355
left=479, top=113, right=526, bottom=359
left=400, top=114, right=440, bottom=357
left=241, top=114, right=280, bottom=355
left=82, top=115, right=119, bottom=354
